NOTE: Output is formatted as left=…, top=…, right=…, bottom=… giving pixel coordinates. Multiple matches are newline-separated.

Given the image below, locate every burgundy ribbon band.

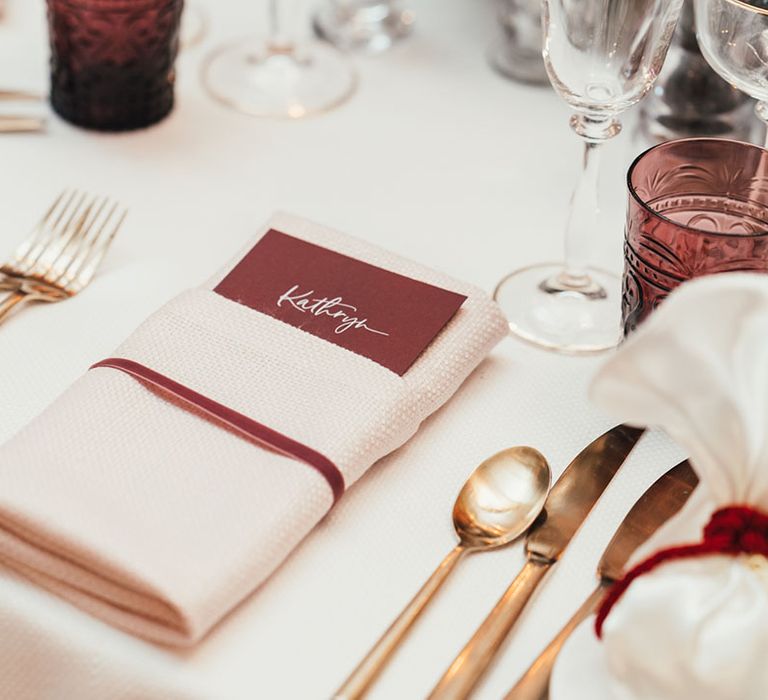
left=90, top=358, right=346, bottom=504
left=596, top=505, right=768, bottom=637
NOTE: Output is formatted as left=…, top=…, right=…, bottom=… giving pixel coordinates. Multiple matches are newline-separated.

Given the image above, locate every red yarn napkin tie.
left=596, top=505, right=768, bottom=638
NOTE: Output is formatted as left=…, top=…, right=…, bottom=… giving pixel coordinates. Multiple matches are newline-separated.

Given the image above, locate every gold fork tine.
left=65, top=203, right=127, bottom=291
left=53, top=196, right=110, bottom=286
left=49, top=190, right=83, bottom=241
left=5, top=190, right=85, bottom=279
left=20, top=191, right=90, bottom=276
left=46, top=196, right=105, bottom=284
left=10, top=190, right=71, bottom=269
left=38, top=201, right=93, bottom=277
left=0, top=190, right=125, bottom=324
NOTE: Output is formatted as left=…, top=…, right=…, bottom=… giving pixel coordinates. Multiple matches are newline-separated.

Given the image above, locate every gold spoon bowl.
left=454, top=447, right=551, bottom=549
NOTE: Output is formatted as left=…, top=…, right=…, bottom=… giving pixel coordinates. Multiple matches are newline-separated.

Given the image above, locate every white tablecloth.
left=0, top=1, right=684, bottom=698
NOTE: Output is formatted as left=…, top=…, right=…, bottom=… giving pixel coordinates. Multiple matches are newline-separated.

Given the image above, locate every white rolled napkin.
left=0, top=213, right=508, bottom=646
left=590, top=272, right=768, bottom=700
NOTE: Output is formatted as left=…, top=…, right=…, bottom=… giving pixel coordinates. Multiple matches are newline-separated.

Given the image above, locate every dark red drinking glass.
left=623, top=137, right=768, bottom=335
left=47, top=0, right=184, bottom=131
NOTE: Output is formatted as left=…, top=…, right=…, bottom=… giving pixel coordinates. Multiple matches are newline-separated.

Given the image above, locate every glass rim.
left=722, top=0, right=768, bottom=16
left=626, top=136, right=768, bottom=238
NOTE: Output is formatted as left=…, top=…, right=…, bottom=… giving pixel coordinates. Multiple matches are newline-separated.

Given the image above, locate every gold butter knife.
left=504, top=459, right=698, bottom=700
left=428, top=424, right=645, bottom=700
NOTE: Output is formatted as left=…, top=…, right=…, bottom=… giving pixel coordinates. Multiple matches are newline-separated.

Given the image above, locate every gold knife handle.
left=504, top=584, right=605, bottom=700
left=429, top=558, right=550, bottom=700
left=334, top=545, right=468, bottom=700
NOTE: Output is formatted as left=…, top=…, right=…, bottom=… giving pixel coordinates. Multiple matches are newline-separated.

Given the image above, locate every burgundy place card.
left=214, top=230, right=467, bottom=375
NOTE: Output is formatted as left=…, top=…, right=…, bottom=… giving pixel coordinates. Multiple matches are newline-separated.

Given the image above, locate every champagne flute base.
left=494, top=263, right=621, bottom=354
left=202, top=36, right=357, bottom=118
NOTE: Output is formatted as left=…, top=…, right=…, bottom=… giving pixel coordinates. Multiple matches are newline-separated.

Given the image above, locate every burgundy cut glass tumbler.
left=47, top=0, right=184, bottom=131
left=624, top=137, right=768, bottom=335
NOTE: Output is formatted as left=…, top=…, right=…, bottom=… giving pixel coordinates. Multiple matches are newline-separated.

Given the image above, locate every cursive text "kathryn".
left=277, top=285, right=390, bottom=337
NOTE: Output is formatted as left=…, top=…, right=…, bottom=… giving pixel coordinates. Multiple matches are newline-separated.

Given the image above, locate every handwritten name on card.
left=214, top=230, right=466, bottom=375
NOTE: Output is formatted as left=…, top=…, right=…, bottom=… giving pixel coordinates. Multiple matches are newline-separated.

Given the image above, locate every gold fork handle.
left=0, top=290, right=31, bottom=324
left=0, top=276, right=21, bottom=291
left=429, top=558, right=551, bottom=700
left=503, top=584, right=605, bottom=700
left=334, top=545, right=468, bottom=700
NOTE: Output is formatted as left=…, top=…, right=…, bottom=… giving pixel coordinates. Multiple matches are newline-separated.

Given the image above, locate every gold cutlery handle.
left=334, top=545, right=468, bottom=700
left=429, top=558, right=550, bottom=700
left=0, top=90, right=44, bottom=101
left=0, top=290, right=30, bottom=324
left=504, top=584, right=605, bottom=700
left=0, top=116, right=46, bottom=133
left=0, top=277, right=20, bottom=291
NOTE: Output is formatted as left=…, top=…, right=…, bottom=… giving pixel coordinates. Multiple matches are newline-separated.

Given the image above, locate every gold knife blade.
left=505, top=459, right=698, bottom=700
left=526, top=424, right=646, bottom=563
left=428, top=424, right=645, bottom=700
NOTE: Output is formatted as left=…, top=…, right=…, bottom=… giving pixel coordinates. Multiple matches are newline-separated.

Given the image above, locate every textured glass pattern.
left=623, top=137, right=768, bottom=335
left=47, top=0, right=184, bottom=131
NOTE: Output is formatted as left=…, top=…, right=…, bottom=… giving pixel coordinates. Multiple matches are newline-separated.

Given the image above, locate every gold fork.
left=0, top=190, right=127, bottom=324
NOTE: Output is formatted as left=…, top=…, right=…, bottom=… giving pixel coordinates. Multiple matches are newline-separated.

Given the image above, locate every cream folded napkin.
left=591, top=273, right=768, bottom=700
left=0, top=213, right=507, bottom=646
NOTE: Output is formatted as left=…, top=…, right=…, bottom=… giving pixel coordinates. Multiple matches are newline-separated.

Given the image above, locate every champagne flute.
left=202, top=0, right=356, bottom=118
left=695, top=0, right=768, bottom=146
left=494, top=0, right=683, bottom=353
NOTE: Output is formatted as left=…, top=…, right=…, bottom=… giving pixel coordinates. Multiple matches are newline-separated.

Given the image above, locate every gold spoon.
left=334, top=447, right=551, bottom=700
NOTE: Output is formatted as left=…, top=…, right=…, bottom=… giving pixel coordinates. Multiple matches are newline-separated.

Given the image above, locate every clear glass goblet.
left=695, top=0, right=768, bottom=146
left=202, top=0, right=357, bottom=118
left=494, top=0, right=683, bottom=354
left=313, top=0, right=414, bottom=53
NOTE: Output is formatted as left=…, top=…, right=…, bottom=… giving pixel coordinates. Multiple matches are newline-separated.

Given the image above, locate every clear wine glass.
left=313, top=0, right=414, bottom=53
left=695, top=0, right=768, bottom=146
left=494, top=0, right=683, bottom=354
left=202, top=1, right=357, bottom=118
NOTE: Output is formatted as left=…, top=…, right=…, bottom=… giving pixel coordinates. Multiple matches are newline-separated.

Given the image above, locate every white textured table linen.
left=0, top=0, right=688, bottom=697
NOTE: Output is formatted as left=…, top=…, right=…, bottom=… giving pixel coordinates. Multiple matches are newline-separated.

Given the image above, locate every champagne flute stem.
left=268, top=0, right=293, bottom=51
left=563, top=138, right=602, bottom=283
left=541, top=113, right=620, bottom=299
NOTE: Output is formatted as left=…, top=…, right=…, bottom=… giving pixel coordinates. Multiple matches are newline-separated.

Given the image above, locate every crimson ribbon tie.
left=596, top=505, right=768, bottom=638
left=90, top=358, right=346, bottom=505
